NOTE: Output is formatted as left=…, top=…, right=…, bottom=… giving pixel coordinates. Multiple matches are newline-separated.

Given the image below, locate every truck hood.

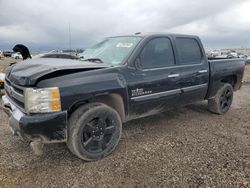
left=6, top=58, right=110, bottom=86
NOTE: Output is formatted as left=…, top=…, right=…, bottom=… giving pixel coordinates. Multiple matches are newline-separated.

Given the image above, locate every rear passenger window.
left=140, top=38, right=175, bottom=69
left=175, top=38, right=202, bottom=65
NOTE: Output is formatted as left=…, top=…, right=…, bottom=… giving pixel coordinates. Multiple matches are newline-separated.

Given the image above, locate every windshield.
left=79, top=36, right=142, bottom=65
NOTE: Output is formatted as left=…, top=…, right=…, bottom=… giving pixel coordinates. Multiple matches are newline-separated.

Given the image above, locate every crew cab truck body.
left=1, top=33, right=245, bottom=160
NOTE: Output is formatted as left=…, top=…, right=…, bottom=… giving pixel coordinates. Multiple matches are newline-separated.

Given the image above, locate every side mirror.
left=134, top=57, right=143, bottom=70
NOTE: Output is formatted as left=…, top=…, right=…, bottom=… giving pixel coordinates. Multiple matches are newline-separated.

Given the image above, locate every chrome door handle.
left=198, top=70, right=208, bottom=73
left=168, top=74, right=180, bottom=78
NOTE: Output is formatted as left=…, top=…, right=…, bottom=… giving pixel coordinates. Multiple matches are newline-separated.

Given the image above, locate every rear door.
left=125, top=37, right=182, bottom=117
left=173, top=37, right=209, bottom=104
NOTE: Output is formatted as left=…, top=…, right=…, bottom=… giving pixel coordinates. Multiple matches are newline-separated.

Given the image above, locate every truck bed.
left=206, top=58, right=245, bottom=98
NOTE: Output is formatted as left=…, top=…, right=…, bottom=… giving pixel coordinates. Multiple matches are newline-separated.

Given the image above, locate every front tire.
left=67, top=103, right=122, bottom=161
left=208, top=83, right=233, bottom=115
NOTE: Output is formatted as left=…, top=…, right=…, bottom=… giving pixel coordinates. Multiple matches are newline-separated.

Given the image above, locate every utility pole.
left=69, top=23, right=72, bottom=55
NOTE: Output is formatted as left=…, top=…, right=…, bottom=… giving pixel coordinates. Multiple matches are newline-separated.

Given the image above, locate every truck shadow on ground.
left=184, top=101, right=210, bottom=114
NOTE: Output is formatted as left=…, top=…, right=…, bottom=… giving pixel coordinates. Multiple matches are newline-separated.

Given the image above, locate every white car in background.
left=246, top=56, right=250, bottom=64
left=11, top=52, right=22, bottom=59
left=0, top=73, right=5, bottom=90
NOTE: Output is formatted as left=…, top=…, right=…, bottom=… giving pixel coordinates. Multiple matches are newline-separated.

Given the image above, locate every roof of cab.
left=108, top=32, right=199, bottom=39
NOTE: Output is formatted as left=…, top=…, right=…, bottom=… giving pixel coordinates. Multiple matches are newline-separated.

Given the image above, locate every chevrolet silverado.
left=1, top=33, right=245, bottom=160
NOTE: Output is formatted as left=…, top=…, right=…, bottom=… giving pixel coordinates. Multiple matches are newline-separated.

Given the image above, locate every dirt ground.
left=0, top=58, right=249, bottom=187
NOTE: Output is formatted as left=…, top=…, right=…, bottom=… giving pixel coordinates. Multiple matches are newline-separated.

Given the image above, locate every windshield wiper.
left=82, top=58, right=104, bottom=64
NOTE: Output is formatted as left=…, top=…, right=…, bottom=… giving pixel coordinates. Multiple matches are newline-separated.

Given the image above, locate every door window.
left=140, top=38, right=175, bottom=69
left=175, top=38, right=202, bottom=65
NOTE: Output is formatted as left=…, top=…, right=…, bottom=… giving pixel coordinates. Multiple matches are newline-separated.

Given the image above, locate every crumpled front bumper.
left=1, top=95, right=67, bottom=143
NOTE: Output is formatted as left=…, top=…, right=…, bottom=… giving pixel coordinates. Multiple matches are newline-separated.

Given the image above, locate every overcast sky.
left=0, top=0, right=250, bottom=51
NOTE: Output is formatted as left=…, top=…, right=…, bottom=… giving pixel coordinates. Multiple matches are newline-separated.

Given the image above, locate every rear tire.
left=67, top=103, right=122, bottom=161
left=208, top=83, right=233, bottom=115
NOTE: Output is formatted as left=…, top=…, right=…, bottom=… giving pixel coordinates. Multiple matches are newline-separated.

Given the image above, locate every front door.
left=125, top=37, right=182, bottom=118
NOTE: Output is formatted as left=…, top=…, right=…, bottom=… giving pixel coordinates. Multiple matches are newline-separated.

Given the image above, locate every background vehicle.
left=0, top=73, right=4, bottom=90
left=13, top=44, right=32, bottom=60
left=1, top=33, right=245, bottom=161
left=11, top=52, right=22, bottom=59
left=246, top=56, right=250, bottom=64
left=3, top=51, right=12, bottom=57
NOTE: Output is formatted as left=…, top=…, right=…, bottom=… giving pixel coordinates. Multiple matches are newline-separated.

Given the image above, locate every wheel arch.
left=221, top=75, right=237, bottom=90
left=68, top=93, right=126, bottom=122
left=206, top=74, right=238, bottom=99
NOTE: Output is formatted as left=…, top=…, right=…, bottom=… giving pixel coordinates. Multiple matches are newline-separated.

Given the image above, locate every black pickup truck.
left=1, top=33, right=245, bottom=160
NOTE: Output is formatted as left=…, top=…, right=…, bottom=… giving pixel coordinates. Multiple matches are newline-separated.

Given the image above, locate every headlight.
left=25, top=87, right=61, bottom=113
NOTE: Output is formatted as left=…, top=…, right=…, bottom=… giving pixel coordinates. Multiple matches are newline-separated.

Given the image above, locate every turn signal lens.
left=51, top=100, right=61, bottom=111
left=51, top=88, right=60, bottom=99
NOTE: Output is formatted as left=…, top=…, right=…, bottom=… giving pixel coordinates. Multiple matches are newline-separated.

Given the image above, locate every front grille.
left=4, top=78, right=25, bottom=110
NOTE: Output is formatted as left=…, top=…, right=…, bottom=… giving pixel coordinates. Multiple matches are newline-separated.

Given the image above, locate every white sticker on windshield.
left=116, top=43, right=133, bottom=48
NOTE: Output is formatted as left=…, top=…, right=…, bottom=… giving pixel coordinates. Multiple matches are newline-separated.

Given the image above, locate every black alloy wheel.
left=208, top=83, right=234, bottom=115
left=219, top=87, right=233, bottom=113
left=67, top=103, right=122, bottom=161
left=81, top=116, right=116, bottom=153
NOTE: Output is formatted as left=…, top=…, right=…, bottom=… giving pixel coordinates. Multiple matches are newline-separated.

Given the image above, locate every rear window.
left=175, top=38, right=202, bottom=65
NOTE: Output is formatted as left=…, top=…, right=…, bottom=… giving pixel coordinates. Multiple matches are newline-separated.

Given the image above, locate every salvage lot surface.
left=0, top=58, right=249, bottom=187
